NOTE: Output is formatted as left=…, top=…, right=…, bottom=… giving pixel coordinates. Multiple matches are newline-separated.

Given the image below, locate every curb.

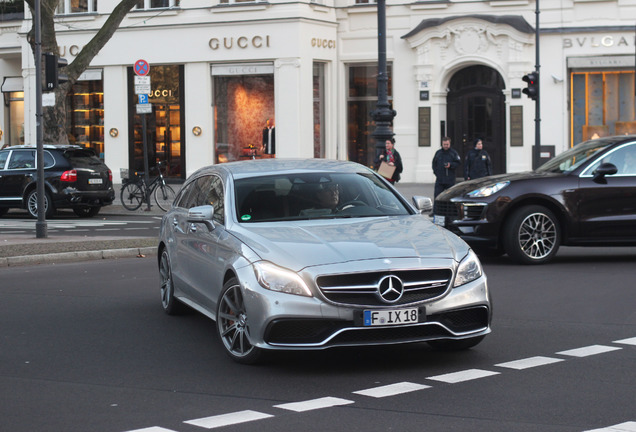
left=0, top=246, right=157, bottom=268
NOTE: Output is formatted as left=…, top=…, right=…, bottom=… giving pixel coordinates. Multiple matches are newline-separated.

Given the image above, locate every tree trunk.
left=25, top=0, right=139, bottom=144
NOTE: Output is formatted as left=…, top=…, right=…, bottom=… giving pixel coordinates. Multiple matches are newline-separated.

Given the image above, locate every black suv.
left=0, top=145, right=115, bottom=218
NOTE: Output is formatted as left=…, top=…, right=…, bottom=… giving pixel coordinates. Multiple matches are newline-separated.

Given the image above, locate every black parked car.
left=432, top=136, right=636, bottom=264
left=0, top=145, right=114, bottom=218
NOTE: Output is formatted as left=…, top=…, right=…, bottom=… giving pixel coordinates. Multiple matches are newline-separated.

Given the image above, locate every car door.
left=179, top=174, right=228, bottom=311
left=576, top=142, right=636, bottom=240
left=0, top=150, right=36, bottom=205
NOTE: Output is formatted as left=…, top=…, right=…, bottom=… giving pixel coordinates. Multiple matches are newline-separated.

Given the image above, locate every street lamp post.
left=34, top=0, right=47, bottom=238
left=370, top=0, right=396, bottom=160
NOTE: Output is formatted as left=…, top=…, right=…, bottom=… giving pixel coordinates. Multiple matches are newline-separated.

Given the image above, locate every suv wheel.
left=26, top=189, right=55, bottom=219
left=73, top=206, right=101, bottom=218
left=503, top=205, right=561, bottom=264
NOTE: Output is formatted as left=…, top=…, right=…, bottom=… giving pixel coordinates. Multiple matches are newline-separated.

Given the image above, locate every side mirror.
left=187, top=205, right=215, bottom=231
left=593, top=162, right=618, bottom=183
left=412, top=196, right=433, bottom=214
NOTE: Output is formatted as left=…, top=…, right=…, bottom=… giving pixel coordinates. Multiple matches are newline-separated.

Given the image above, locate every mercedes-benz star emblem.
left=377, top=275, right=404, bottom=303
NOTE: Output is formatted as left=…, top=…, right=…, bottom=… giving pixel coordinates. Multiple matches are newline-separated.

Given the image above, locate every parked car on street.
left=0, top=145, right=114, bottom=218
left=432, top=135, right=636, bottom=264
left=158, top=158, right=491, bottom=364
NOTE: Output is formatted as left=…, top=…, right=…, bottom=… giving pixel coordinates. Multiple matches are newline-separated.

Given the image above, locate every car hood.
left=230, top=216, right=465, bottom=271
left=440, top=171, right=562, bottom=197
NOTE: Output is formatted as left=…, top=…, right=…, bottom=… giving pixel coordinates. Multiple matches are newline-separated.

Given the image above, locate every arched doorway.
left=446, top=65, right=506, bottom=178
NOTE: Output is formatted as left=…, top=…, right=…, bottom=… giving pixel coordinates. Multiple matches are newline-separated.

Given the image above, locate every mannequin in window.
left=262, top=119, right=276, bottom=155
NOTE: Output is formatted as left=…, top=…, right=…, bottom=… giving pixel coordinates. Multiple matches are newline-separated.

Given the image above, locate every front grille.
left=429, top=306, right=490, bottom=332
left=434, top=200, right=459, bottom=218
left=462, top=203, right=486, bottom=220
left=316, top=269, right=452, bottom=307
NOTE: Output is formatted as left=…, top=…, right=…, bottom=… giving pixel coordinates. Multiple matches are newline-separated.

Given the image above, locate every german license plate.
left=433, top=215, right=445, bottom=226
left=363, top=308, right=418, bottom=326
left=88, top=178, right=103, bottom=184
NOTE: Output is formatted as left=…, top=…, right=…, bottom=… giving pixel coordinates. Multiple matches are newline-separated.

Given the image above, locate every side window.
left=175, top=180, right=196, bottom=208
left=43, top=151, right=55, bottom=169
left=8, top=150, right=35, bottom=169
left=207, top=176, right=225, bottom=225
left=0, top=151, right=7, bottom=169
left=619, top=144, right=636, bottom=175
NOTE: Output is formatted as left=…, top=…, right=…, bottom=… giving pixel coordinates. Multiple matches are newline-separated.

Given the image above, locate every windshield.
left=235, top=172, right=411, bottom=222
left=536, top=139, right=614, bottom=174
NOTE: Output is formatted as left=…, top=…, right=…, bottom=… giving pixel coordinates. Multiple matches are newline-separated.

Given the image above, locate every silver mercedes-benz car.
left=158, top=159, right=491, bottom=363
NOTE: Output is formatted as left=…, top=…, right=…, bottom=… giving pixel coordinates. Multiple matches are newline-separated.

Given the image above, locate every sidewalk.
left=0, top=182, right=435, bottom=267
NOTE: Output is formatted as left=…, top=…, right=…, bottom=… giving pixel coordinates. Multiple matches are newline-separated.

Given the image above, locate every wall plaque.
left=510, top=106, right=523, bottom=147
left=418, top=107, right=431, bottom=147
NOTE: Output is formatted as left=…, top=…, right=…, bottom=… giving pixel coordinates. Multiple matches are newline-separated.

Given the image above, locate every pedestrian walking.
left=374, top=138, right=403, bottom=184
left=464, top=138, right=492, bottom=180
left=432, top=136, right=461, bottom=197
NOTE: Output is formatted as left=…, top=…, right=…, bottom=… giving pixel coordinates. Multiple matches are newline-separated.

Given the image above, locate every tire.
left=26, top=189, right=54, bottom=219
left=503, top=205, right=561, bottom=265
left=159, top=249, right=185, bottom=315
left=73, top=206, right=101, bottom=218
left=428, top=335, right=485, bottom=351
left=120, top=182, right=144, bottom=211
left=154, top=184, right=176, bottom=212
left=217, top=277, right=263, bottom=364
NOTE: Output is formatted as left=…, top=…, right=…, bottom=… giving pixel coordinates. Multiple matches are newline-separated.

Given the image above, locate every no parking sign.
left=134, top=59, right=149, bottom=76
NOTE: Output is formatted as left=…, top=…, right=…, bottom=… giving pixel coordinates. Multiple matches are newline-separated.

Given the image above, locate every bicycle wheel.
left=154, top=184, right=176, bottom=211
left=120, top=182, right=144, bottom=211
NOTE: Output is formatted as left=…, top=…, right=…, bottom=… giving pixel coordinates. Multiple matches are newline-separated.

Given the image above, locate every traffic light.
left=522, top=72, right=539, bottom=100
left=44, top=53, right=68, bottom=91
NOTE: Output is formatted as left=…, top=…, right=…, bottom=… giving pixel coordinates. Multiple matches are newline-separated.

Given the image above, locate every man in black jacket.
left=432, top=137, right=461, bottom=197
left=464, top=138, right=492, bottom=180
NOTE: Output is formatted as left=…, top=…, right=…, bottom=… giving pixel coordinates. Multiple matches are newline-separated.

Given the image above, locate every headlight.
left=253, top=262, right=312, bottom=297
left=466, top=181, right=510, bottom=197
left=453, top=249, right=483, bottom=287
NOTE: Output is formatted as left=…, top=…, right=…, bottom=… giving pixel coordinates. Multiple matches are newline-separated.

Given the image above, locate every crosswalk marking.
left=614, top=337, right=636, bottom=346
left=274, top=397, right=354, bottom=412
left=557, top=345, right=622, bottom=357
left=495, top=356, right=564, bottom=370
left=583, top=421, right=636, bottom=431
left=184, top=410, right=273, bottom=429
left=123, top=427, right=178, bottom=432
left=353, top=381, right=430, bottom=398
left=427, top=368, right=500, bottom=383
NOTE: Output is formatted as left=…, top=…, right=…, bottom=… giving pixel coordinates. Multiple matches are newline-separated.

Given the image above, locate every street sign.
left=135, top=84, right=151, bottom=95
left=136, top=103, right=152, bottom=114
left=134, top=59, right=149, bottom=76
left=138, top=94, right=149, bottom=104
left=134, top=75, right=150, bottom=85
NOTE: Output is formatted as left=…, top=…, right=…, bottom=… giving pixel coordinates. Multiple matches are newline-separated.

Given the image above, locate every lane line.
left=557, top=345, right=622, bottom=358
left=184, top=410, right=274, bottom=429
left=353, top=381, right=430, bottom=398
left=583, top=421, right=636, bottom=432
left=427, top=368, right=500, bottom=384
left=123, top=427, right=178, bottom=432
left=614, top=337, right=636, bottom=346
left=274, top=397, right=354, bottom=412
left=495, top=356, right=564, bottom=370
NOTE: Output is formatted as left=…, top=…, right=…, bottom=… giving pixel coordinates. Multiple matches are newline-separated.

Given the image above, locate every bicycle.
left=120, top=161, right=177, bottom=212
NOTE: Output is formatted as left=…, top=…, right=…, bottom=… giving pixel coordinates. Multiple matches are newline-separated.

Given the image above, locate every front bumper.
left=434, top=200, right=500, bottom=247
left=236, top=259, right=491, bottom=351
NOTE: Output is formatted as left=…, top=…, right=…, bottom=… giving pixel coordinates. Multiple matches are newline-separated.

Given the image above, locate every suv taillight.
left=61, top=169, right=77, bottom=182
left=108, top=169, right=112, bottom=182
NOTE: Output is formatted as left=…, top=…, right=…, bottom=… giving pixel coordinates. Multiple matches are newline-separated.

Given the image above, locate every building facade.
left=0, top=0, right=635, bottom=184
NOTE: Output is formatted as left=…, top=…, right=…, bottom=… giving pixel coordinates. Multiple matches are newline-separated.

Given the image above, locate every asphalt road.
left=1, top=251, right=635, bottom=432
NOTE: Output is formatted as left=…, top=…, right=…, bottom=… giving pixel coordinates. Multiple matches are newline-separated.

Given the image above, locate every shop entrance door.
left=128, top=64, right=184, bottom=179
left=446, top=65, right=506, bottom=178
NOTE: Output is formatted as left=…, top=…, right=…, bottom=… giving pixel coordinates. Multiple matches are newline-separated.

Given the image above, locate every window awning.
left=1, top=77, right=23, bottom=93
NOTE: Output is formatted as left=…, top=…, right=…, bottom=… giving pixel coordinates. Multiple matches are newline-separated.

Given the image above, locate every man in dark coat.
left=374, top=138, right=403, bottom=184
left=432, top=136, right=461, bottom=197
left=464, top=138, right=492, bottom=180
